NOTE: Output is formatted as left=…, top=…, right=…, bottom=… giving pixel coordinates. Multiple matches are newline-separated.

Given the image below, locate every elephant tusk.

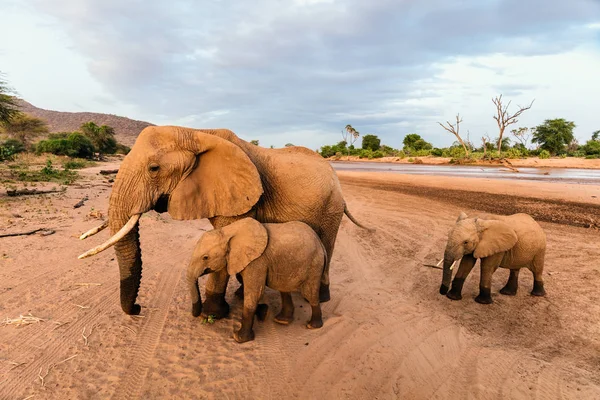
left=78, top=214, right=141, bottom=259
left=450, top=260, right=457, bottom=271
left=436, top=259, right=443, bottom=267
left=79, top=220, right=109, bottom=240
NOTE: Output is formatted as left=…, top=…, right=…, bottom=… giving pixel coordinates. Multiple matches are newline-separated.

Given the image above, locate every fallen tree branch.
left=73, top=195, right=89, bottom=209
left=0, top=228, right=54, bottom=238
left=6, top=188, right=65, bottom=197
left=99, top=169, right=119, bottom=175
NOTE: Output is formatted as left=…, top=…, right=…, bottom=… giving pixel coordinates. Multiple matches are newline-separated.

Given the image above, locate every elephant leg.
left=500, top=269, right=520, bottom=295
left=234, top=273, right=244, bottom=299
left=530, top=252, right=546, bottom=296
left=475, top=254, right=502, bottom=304
left=274, top=292, right=295, bottom=325
left=201, top=269, right=230, bottom=319
left=447, top=255, right=476, bottom=301
left=234, top=277, right=264, bottom=343
left=300, top=281, right=323, bottom=329
left=318, top=211, right=344, bottom=303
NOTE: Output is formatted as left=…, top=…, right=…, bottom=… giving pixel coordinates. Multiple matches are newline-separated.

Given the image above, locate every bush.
left=504, top=148, right=522, bottom=159
left=36, top=132, right=95, bottom=158
left=372, top=150, right=384, bottom=158
left=538, top=150, right=551, bottom=159
left=63, top=159, right=89, bottom=169
left=431, top=148, right=443, bottom=157
left=585, top=154, right=599, bottom=159
left=582, top=140, right=600, bottom=156
left=0, top=144, right=16, bottom=161
left=442, top=146, right=466, bottom=158
left=115, top=143, right=131, bottom=155
left=568, top=150, right=586, bottom=158
left=2, top=139, right=26, bottom=154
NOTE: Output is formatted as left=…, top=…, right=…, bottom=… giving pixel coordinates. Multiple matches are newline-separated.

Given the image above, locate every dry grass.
left=0, top=313, right=44, bottom=328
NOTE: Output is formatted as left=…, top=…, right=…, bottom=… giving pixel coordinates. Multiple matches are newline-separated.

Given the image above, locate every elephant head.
left=440, top=212, right=518, bottom=294
left=79, top=126, right=264, bottom=315
left=187, top=218, right=268, bottom=317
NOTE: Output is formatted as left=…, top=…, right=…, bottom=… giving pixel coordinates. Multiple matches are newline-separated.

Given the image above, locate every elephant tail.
left=344, top=204, right=376, bottom=232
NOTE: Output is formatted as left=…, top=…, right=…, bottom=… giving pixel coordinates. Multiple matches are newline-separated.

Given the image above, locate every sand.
left=1, top=164, right=599, bottom=399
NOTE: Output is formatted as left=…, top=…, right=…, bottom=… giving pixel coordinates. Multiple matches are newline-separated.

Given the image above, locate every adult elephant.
left=79, top=126, right=371, bottom=317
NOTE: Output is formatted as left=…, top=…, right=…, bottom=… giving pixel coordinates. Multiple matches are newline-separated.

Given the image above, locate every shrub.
left=431, top=148, right=443, bottom=157
left=568, top=150, right=586, bottom=158
left=407, top=157, right=414, bottom=163
left=115, top=143, right=131, bottom=155
left=372, top=150, right=384, bottom=158
left=36, top=132, right=95, bottom=158
left=504, top=148, right=522, bottom=159
left=585, top=154, right=599, bottom=159
left=582, top=140, right=600, bottom=156
left=2, top=139, right=26, bottom=154
left=63, top=159, right=89, bottom=169
left=0, top=144, right=16, bottom=161
left=538, top=150, right=551, bottom=159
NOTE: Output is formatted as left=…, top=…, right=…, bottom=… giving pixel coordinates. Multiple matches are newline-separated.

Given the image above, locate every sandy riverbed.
left=1, top=165, right=599, bottom=399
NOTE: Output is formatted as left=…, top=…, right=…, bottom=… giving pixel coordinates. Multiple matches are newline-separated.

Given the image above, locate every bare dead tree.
left=492, top=95, right=534, bottom=153
left=438, top=114, right=469, bottom=156
left=481, top=135, right=489, bottom=157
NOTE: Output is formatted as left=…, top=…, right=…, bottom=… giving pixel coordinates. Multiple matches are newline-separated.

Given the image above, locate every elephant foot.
left=475, top=288, right=493, bottom=304
left=306, top=318, right=323, bottom=329
left=234, top=285, right=244, bottom=299
left=274, top=312, right=294, bottom=325
left=191, top=301, right=202, bottom=318
left=446, top=291, right=462, bottom=301
left=531, top=281, right=546, bottom=296
left=122, top=303, right=141, bottom=316
left=499, top=285, right=518, bottom=296
left=233, top=328, right=255, bottom=343
left=255, top=304, right=268, bottom=322
left=201, top=292, right=230, bottom=320
left=439, top=284, right=449, bottom=295
left=319, top=284, right=331, bottom=303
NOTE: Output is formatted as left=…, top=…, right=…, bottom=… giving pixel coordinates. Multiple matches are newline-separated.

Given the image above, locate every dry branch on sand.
left=0, top=313, right=44, bottom=327
left=6, top=188, right=66, bottom=197
left=0, top=228, right=55, bottom=238
left=73, top=196, right=88, bottom=208
left=82, top=326, right=94, bottom=346
left=99, top=169, right=119, bottom=175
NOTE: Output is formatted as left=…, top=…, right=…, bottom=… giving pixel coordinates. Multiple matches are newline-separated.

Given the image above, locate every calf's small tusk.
left=79, top=220, right=109, bottom=240
left=78, top=214, right=141, bottom=259
left=436, top=259, right=443, bottom=267
left=450, top=260, right=457, bottom=271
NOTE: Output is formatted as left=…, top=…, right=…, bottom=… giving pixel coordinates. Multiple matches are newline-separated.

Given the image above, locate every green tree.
left=250, top=139, right=259, bottom=146
left=494, top=136, right=511, bottom=151
left=592, top=130, right=600, bottom=141
left=532, top=119, right=576, bottom=155
left=403, top=133, right=432, bottom=151
left=80, top=122, right=117, bottom=155
left=284, top=143, right=294, bottom=147
left=1, top=112, right=49, bottom=146
left=0, top=74, right=20, bottom=124
left=361, top=134, right=380, bottom=151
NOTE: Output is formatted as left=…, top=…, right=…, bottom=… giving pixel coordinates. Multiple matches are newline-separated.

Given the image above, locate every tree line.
left=320, top=94, right=599, bottom=161
left=0, top=75, right=130, bottom=161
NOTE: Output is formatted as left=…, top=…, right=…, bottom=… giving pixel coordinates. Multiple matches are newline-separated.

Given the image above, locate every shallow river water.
left=331, top=161, right=600, bottom=185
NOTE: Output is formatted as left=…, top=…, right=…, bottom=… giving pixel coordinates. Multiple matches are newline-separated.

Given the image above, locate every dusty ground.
left=335, top=155, right=600, bottom=169
left=1, top=164, right=599, bottom=399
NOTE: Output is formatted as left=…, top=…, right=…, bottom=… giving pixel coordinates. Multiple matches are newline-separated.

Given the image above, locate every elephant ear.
left=221, top=218, right=268, bottom=276
left=473, top=219, right=518, bottom=259
left=168, top=131, right=263, bottom=220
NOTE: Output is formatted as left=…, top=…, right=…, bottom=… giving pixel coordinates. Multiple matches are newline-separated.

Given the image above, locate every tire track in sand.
left=111, top=258, right=185, bottom=400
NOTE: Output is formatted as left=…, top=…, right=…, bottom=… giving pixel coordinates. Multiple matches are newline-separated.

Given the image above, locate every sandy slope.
left=1, top=166, right=599, bottom=399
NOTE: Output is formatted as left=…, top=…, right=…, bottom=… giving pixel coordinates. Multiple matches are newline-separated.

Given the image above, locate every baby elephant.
left=187, top=218, right=327, bottom=343
left=439, top=212, right=546, bottom=304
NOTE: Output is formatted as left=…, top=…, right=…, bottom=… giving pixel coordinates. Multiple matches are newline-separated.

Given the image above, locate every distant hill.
left=15, top=99, right=154, bottom=146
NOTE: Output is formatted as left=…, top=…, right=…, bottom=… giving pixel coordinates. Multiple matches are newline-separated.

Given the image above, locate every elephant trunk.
left=187, top=266, right=202, bottom=317
left=108, top=167, right=146, bottom=315
left=439, top=252, right=455, bottom=295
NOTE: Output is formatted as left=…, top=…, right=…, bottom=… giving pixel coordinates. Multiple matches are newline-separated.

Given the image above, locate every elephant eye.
left=202, top=255, right=209, bottom=260
left=149, top=163, right=160, bottom=172
left=463, top=240, right=469, bottom=245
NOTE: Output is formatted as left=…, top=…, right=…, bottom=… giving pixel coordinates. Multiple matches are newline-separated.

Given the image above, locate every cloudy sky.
left=1, top=0, right=599, bottom=149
